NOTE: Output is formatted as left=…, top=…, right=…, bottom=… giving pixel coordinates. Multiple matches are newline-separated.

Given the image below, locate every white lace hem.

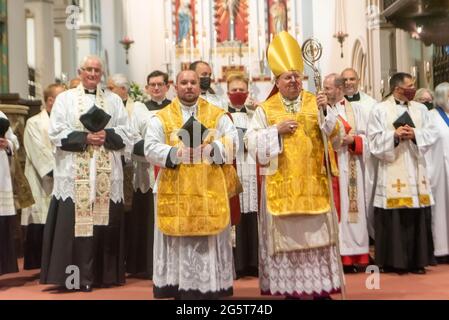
left=152, top=203, right=234, bottom=293
left=53, top=177, right=124, bottom=203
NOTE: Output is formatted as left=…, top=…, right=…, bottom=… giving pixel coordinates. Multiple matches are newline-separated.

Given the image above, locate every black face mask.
left=199, top=77, right=212, bottom=91
left=424, top=102, right=434, bottom=110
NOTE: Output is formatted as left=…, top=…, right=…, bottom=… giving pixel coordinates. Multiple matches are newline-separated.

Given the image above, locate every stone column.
left=25, top=0, right=56, bottom=99
left=77, top=0, right=101, bottom=59
left=7, top=0, right=27, bottom=97
left=53, top=0, right=77, bottom=80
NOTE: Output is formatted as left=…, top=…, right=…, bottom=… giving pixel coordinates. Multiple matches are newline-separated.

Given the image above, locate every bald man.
left=144, top=70, right=239, bottom=299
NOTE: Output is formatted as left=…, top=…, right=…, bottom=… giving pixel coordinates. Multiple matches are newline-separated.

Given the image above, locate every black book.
left=79, top=105, right=111, bottom=132
left=393, top=111, right=415, bottom=129
left=177, top=115, right=208, bottom=148
left=0, top=118, right=10, bottom=138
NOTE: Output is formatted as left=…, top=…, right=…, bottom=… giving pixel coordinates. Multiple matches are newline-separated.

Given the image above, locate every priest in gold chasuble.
left=40, top=55, right=132, bottom=292
left=145, top=70, right=239, bottom=299
left=368, top=72, right=437, bottom=274
left=246, top=31, right=343, bottom=299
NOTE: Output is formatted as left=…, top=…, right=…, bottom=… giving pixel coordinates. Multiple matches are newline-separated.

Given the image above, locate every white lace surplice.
left=49, top=89, right=132, bottom=203
left=247, top=106, right=341, bottom=296
left=145, top=102, right=237, bottom=294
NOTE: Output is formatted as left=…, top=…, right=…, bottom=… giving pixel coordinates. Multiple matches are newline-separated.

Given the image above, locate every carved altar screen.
left=214, top=0, right=249, bottom=44
left=267, top=0, right=288, bottom=37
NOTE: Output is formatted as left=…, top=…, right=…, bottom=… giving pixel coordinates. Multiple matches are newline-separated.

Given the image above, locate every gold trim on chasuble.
left=156, top=98, right=234, bottom=236
left=261, top=91, right=339, bottom=216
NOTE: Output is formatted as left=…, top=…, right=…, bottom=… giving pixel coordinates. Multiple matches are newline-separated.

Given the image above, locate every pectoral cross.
left=392, top=179, right=406, bottom=193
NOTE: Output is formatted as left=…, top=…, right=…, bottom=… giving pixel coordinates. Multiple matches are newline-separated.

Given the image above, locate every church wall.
left=308, top=0, right=369, bottom=86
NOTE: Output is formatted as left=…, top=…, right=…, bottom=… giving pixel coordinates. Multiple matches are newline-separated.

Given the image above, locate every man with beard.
left=144, top=70, right=239, bottom=299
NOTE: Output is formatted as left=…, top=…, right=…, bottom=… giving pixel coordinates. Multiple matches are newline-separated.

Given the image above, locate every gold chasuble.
left=156, top=98, right=233, bottom=236
left=261, top=91, right=339, bottom=216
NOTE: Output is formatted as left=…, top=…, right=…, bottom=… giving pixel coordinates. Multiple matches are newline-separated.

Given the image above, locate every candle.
left=183, top=38, right=187, bottom=62
left=165, top=37, right=169, bottom=64
left=248, top=35, right=252, bottom=81
left=172, top=40, right=177, bottom=78
left=426, top=61, right=430, bottom=73
left=380, top=79, right=384, bottom=89
left=258, top=32, right=263, bottom=61
left=201, top=31, right=206, bottom=60
left=190, top=35, right=194, bottom=62
left=213, top=30, right=218, bottom=80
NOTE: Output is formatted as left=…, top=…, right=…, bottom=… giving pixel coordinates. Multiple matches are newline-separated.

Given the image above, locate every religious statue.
left=216, top=0, right=245, bottom=42
left=269, top=0, right=287, bottom=35
left=177, top=0, right=193, bottom=44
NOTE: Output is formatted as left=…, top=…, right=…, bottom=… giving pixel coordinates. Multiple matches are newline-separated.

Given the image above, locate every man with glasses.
left=145, top=70, right=171, bottom=111
left=367, top=72, right=437, bottom=275
left=40, top=55, right=132, bottom=292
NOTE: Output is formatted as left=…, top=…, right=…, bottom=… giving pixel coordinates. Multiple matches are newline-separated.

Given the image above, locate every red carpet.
left=2, top=260, right=449, bottom=300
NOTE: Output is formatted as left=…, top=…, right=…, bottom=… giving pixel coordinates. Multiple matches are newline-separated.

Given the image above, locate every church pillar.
left=25, top=0, right=55, bottom=98
left=395, top=29, right=413, bottom=74
left=7, top=0, right=27, bottom=97
left=77, top=0, right=101, bottom=59
left=53, top=0, right=77, bottom=81
left=366, top=0, right=396, bottom=101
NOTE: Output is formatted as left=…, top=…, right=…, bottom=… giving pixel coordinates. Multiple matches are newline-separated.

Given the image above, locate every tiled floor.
left=2, top=261, right=449, bottom=300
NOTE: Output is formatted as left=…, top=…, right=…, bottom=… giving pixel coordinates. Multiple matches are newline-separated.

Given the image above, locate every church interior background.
left=1, top=0, right=449, bottom=300
left=1, top=0, right=448, bottom=104
left=2, top=0, right=448, bottom=190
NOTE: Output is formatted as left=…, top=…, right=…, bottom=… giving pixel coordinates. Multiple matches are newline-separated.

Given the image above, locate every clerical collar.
left=84, top=89, right=97, bottom=95
left=152, top=99, right=166, bottom=106
left=228, top=106, right=247, bottom=114
left=281, top=96, right=301, bottom=113
left=122, top=100, right=127, bottom=106
left=345, top=92, right=360, bottom=102
left=394, top=98, right=409, bottom=106
left=180, top=102, right=198, bottom=116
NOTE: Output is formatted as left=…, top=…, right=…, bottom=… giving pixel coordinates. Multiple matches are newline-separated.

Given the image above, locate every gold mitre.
left=267, top=31, right=304, bottom=77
